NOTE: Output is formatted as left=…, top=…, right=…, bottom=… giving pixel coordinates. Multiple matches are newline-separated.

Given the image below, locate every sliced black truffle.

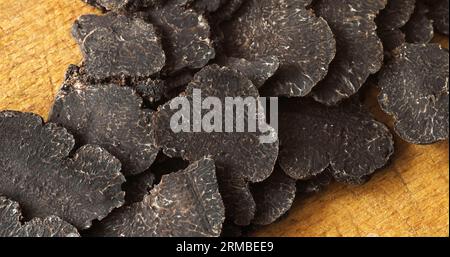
left=49, top=67, right=159, bottom=176
left=153, top=65, right=279, bottom=225
left=297, top=170, right=333, bottom=194
left=403, top=1, right=434, bottom=43
left=278, top=98, right=394, bottom=184
left=147, top=4, right=215, bottom=73
left=0, top=111, right=125, bottom=229
left=376, top=0, right=416, bottom=52
left=251, top=167, right=296, bottom=225
left=90, top=158, right=225, bottom=237
left=217, top=56, right=280, bottom=88
left=72, top=13, right=165, bottom=80
left=378, top=43, right=449, bottom=144
left=310, top=0, right=387, bottom=105
left=0, top=197, right=80, bottom=237
left=221, top=0, right=336, bottom=97
left=428, top=0, right=449, bottom=35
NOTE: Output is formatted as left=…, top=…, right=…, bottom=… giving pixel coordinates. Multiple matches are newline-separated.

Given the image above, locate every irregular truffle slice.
left=153, top=65, right=279, bottom=225
left=403, top=1, right=434, bottom=43
left=278, top=98, right=394, bottom=184
left=222, top=0, right=336, bottom=97
left=49, top=67, right=159, bottom=176
left=72, top=13, right=165, bottom=80
left=251, top=167, right=296, bottom=225
left=376, top=0, right=416, bottom=52
left=311, top=0, right=387, bottom=105
left=217, top=56, right=280, bottom=88
left=378, top=43, right=449, bottom=144
left=428, top=0, right=449, bottom=35
left=90, top=158, right=225, bottom=237
left=147, top=4, right=215, bottom=73
left=0, top=197, right=79, bottom=237
left=0, top=111, right=125, bottom=229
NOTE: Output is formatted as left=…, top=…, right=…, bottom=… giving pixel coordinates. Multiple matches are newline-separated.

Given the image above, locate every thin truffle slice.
left=428, top=0, right=449, bottom=35
left=217, top=56, right=280, bottom=88
left=72, top=13, right=165, bottom=80
left=278, top=98, right=394, bottom=184
left=0, top=197, right=79, bottom=237
left=222, top=0, right=336, bottom=97
left=403, top=1, right=434, bottom=43
left=147, top=4, right=215, bottom=73
left=251, top=167, right=296, bottom=225
left=90, top=158, right=225, bottom=237
left=49, top=67, right=159, bottom=176
left=376, top=0, right=416, bottom=52
left=0, top=111, right=125, bottom=229
left=378, top=43, right=449, bottom=144
left=311, top=0, right=387, bottom=105
left=153, top=65, right=279, bottom=225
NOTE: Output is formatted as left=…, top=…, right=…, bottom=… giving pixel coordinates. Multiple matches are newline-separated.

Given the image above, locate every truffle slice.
left=251, top=167, right=296, bottom=225
left=147, top=3, right=215, bottom=73
left=278, top=98, right=394, bottom=184
left=221, top=0, right=336, bottom=97
left=0, top=197, right=79, bottom=237
left=376, top=0, right=416, bottom=52
left=428, top=0, right=449, bottom=35
left=49, top=67, right=159, bottom=176
left=403, top=1, right=434, bottom=43
left=0, top=111, right=125, bottom=229
left=217, top=56, right=280, bottom=88
left=378, top=43, right=449, bottom=144
left=90, top=158, right=225, bottom=237
left=311, top=0, right=387, bottom=105
left=72, top=13, right=165, bottom=80
left=153, top=65, right=279, bottom=225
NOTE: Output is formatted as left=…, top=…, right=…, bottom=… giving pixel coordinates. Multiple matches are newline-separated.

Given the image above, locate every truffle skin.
left=278, top=99, right=394, bottom=184
left=251, top=167, right=296, bottom=225
left=0, top=197, right=80, bottom=237
left=90, top=158, right=225, bottom=237
left=310, top=0, right=387, bottom=105
left=72, top=13, right=165, bottom=80
left=222, top=0, right=336, bottom=97
left=378, top=43, right=449, bottom=144
left=153, top=65, right=279, bottom=225
left=147, top=4, right=215, bottom=73
left=0, top=111, right=125, bottom=229
left=49, top=67, right=159, bottom=176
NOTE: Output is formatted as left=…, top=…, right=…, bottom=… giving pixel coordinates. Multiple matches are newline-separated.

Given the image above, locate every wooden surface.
left=0, top=0, right=448, bottom=237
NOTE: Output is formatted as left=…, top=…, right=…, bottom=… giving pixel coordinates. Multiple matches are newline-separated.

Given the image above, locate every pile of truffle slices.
left=0, top=0, right=448, bottom=237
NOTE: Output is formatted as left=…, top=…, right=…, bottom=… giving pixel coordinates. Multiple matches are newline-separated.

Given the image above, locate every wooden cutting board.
left=0, top=0, right=448, bottom=237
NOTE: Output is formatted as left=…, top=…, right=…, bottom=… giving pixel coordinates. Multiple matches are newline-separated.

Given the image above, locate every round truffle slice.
left=221, top=0, right=336, bottom=97
left=147, top=4, right=215, bottom=74
left=72, top=13, right=165, bottom=80
left=403, top=1, right=434, bottom=43
left=0, top=197, right=80, bottom=237
left=49, top=70, right=159, bottom=176
left=428, top=0, right=449, bottom=35
left=251, top=167, right=296, bottom=226
left=217, top=56, right=280, bottom=88
left=378, top=43, right=449, bottom=144
left=153, top=65, right=279, bottom=225
left=278, top=98, right=394, bottom=184
left=376, top=0, right=416, bottom=53
left=90, top=158, right=225, bottom=237
left=0, top=111, right=125, bottom=229
left=310, top=0, right=387, bottom=105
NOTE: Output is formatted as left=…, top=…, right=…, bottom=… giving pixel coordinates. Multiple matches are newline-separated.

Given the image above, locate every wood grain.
left=0, top=0, right=448, bottom=237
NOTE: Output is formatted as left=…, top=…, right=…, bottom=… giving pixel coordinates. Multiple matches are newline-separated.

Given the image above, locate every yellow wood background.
left=0, top=0, right=448, bottom=237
